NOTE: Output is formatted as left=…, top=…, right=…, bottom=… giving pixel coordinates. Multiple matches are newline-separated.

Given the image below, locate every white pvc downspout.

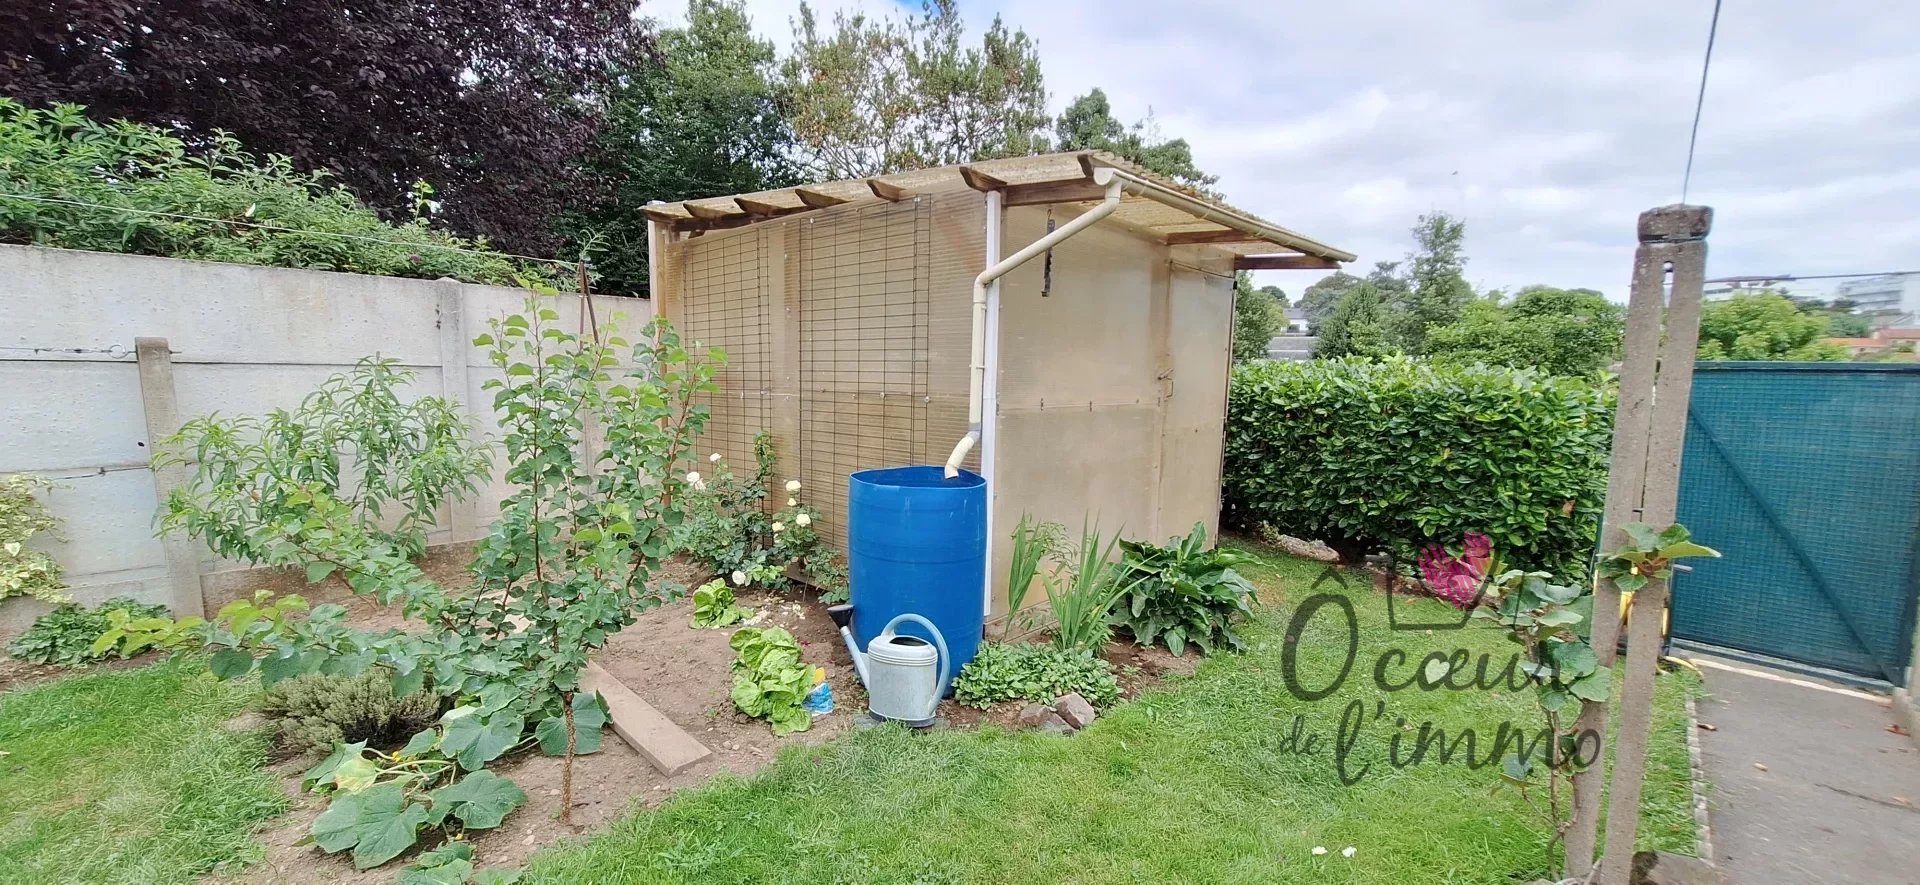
left=944, top=168, right=1123, bottom=477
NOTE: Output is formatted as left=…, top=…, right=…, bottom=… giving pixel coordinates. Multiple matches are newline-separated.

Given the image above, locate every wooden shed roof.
left=644, top=151, right=1355, bottom=270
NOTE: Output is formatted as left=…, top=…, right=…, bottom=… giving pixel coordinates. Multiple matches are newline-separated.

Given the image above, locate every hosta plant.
left=690, top=580, right=750, bottom=629
left=1111, top=523, right=1257, bottom=656
left=728, top=626, right=815, bottom=735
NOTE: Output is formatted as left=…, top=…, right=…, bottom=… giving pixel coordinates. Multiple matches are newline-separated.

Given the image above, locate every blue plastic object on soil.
left=803, top=681, right=833, bottom=716
left=847, top=466, right=986, bottom=694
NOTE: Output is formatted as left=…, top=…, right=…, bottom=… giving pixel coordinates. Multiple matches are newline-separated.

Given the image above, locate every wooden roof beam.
left=867, top=178, right=912, bottom=202
left=794, top=186, right=850, bottom=209
left=1001, top=180, right=1110, bottom=207
left=641, top=206, right=688, bottom=225
left=957, top=165, right=1010, bottom=191
left=1165, top=229, right=1268, bottom=246
left=734, top=196, right=805, bottom=218
left=683, top=202, right=742, bottom=222
left=1234, top=255, right=1342, bottom=271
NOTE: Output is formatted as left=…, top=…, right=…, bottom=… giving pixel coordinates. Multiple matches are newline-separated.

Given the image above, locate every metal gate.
left=1672, top=362, right=1920, bottom=683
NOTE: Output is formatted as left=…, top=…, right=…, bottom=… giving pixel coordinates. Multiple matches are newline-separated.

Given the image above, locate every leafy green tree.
left=1053, top=89, right=1218, bottom=193
left=1426, top=286, right=1625, bottom=376
left=1299, top=271, right=1361, bottom=329
left=1697, top=291, right=1848, bottom=361
left=1394, top=212, right=1473, bottom=353
left=567, top=0, right=799, bottom=296
left=1315, top=283, right=1397, bottom=359
left=3, top=0, right=645, bottom=255
left=782, top=0, right=1046, bottom=178
left=1793, top=297, right=1872, bottom=337
left=1232, top=273, right=1282, bottom=362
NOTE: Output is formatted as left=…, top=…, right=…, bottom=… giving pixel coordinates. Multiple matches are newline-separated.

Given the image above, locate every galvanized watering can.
left=827, top=606, right=950, bottom=727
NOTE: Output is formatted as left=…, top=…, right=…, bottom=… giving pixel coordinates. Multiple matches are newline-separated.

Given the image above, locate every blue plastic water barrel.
left=847, top=466, right=986, bottom=694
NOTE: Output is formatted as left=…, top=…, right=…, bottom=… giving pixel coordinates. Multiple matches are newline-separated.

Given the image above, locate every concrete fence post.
left=436, top=279, right=482, bottom=542
left=135, top=336, right=206, bottom=617
left=1564, top=205, right=1712, bottom=882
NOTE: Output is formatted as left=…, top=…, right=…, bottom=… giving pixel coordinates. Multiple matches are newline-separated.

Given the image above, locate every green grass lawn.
left=0, top=657, right=287, bottom=884
left=526, top=543, right=1701, bottom=884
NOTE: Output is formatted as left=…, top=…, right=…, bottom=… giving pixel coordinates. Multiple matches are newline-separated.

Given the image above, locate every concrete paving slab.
left=1692, top=657, right=1920, bottom=884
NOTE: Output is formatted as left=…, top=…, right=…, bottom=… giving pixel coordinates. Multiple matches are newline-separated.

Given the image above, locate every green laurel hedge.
left=1223, top=357, right=1613, bottom=577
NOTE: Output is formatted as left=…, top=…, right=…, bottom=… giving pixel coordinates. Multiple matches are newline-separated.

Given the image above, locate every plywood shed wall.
left=652, top=192, right=984, bottom=553
left=986, top=204, right=1237, bottom=616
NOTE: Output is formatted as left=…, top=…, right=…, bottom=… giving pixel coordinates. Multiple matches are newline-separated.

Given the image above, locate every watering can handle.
left=880, top=613, right=950, bottom=707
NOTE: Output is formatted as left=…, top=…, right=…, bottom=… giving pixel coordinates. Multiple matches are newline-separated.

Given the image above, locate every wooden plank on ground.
left=581, top=661, right=712, bottom=776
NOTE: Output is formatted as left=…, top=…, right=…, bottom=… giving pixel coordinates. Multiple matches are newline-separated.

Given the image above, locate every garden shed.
left=642, top=151, right=1353, bottom=617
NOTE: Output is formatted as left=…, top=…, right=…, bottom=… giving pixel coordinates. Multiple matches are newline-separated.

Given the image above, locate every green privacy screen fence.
left=1672, top=362, right=1920, bottom=684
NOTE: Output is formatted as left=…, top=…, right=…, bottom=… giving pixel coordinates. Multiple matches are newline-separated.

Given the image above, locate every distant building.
left=1281, top=307, right=1310, bottom=334
left=1834, top=274, right=1920, bottom=326
left=1702, top=280, right=1783, bottom=301
left=1266, top=335, right=1317, bottom=361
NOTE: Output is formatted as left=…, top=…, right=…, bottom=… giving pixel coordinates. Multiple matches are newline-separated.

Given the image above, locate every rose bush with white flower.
left=671, top=433, right=849, bottom=602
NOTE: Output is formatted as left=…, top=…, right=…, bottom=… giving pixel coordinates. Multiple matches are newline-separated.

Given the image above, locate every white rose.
left=785, top=480, right=801, bottom=492
left=772, top=521, right=785, bottom=532
left=685, top=471, right=701, bottom=485
left=731, top=570, right=747, bottom=586
left=787, top=497, right=797, bottom=507
left=709, top=452, right=722, bottom=463
left=795, top=512, right=811, bottom=527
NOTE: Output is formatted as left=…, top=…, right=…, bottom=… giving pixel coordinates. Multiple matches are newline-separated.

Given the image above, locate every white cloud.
left=703, top=0, right=1920, bottom=299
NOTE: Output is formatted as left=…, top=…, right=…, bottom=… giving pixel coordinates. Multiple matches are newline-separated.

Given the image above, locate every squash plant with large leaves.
left=99, top=295, right=723, bottom=867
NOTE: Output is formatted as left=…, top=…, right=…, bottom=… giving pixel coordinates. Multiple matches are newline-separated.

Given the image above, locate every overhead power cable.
left=1680, top=0, right=1724, bottom=203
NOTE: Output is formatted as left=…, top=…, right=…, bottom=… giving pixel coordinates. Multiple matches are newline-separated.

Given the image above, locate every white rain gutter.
left=944, top=168, right=1123, bottom=477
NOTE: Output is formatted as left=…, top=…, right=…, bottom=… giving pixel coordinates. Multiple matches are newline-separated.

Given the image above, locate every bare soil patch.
left=0, top=651, right=160, bottom=694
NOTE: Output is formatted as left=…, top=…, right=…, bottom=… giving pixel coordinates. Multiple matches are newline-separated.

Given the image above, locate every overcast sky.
left=675, top=1, right=1920, bottom=301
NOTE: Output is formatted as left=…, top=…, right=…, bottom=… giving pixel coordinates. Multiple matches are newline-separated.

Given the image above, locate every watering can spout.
left=826, top=604, right=869, bottom=685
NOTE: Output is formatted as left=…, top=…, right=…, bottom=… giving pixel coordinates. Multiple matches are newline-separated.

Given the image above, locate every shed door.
left=1155, top=265, right=1235, bottom=543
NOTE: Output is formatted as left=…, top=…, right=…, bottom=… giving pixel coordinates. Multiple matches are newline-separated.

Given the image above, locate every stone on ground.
left=1053, top=692, right=1097, bottom=730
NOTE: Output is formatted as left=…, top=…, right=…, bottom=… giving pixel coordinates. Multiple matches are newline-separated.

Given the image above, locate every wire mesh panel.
left=797, top=200, right=934, bottom=548
left=1672, top=362, right=1920, bottom=681
left=677, top=229, right=772, bottom=469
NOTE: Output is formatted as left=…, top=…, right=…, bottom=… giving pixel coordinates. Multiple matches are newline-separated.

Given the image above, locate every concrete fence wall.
left=0, top=244, right=651, bottom=638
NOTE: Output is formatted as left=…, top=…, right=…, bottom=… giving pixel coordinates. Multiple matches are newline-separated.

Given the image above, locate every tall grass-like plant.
left=1046, top=522, right=1134, bottom=653
left=1002, top=514, right=1063, bottom=638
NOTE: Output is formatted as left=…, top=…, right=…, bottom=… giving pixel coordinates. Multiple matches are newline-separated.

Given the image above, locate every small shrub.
left=689, top=580, right=750, bottom=628
left=729, top=627, right=815, bottom=735
left=1112, top=523, right=1257, bottom=656
left=1224, top=357, right=1613, bottom=576
left=953, top=642, right=1121, bottom=709
left=260, top=670, right=444, bottom=756
left=7, top=596, right=169, bottom=666
left=677, top=432, right=848, bottom=599
left=1, top=473, right=67, bottom=604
